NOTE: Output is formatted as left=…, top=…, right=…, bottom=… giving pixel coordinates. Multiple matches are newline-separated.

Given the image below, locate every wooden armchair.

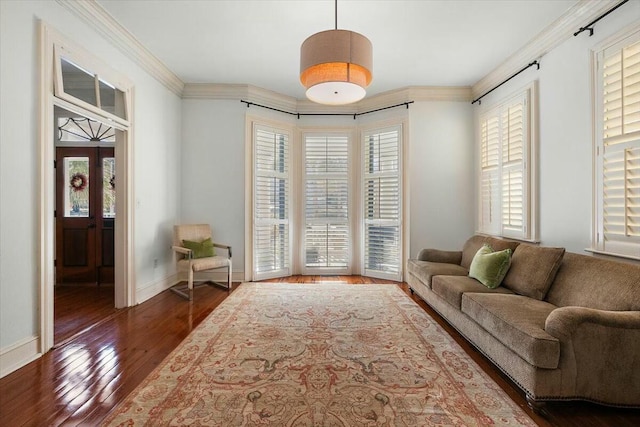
left=171, top=224, right=232, bottom=300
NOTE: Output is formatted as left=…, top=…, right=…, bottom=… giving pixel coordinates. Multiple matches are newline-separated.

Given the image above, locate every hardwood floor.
left=0, top=277, right=638, bottom=426
left=54, top=285, right=116, bottom=345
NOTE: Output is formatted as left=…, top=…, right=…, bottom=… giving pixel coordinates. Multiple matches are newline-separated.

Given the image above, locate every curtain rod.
left=241, top=100, right=414, bottom=119
left=471, top=60, right=540, bottom=105
left=574, top=0, right=629, bottom=37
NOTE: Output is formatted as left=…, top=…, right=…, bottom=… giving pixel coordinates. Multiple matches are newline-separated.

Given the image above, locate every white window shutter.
left=501, top=99, right=526, bottom=238
left=303, top=134, right=350, bottom=270
left=253, top=126, right=291, bottom=279
left=478, top=89, right=532, bottom=241
left=479, top=115, right=500, bottom=235
left=363, top=127, right=402, bottom=281
left=597, top=37, right=640, bottom=257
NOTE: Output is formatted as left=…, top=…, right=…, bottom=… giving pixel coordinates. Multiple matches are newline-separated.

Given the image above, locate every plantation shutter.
left=479, top=114, right=500, bottom=235
left=303, top=134, right=350, bottom=270
left=253, top=125, right=291, bottom=280
left=363, top=126, right=402, bottom=281
left=501, top=97, right=527, bottom=238
left=478, top=90, right=531, bottom=240
left=597, top=37, right=640, bottom=257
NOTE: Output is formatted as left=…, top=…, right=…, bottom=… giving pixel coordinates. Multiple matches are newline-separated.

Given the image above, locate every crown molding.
left=472, top=0, right=620, bottom=99
left=56, top=0, right=184, bottom=97
left=183, top=83, right=472, bottom=114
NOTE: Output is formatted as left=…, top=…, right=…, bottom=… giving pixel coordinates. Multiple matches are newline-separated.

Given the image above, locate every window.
left=253, top=125, right=291, bottom=280
left=54, top=45, right=129, bottom=125
left=362, top=126, right=403, bottom=280
left=593, top=31, right=640, bottom=259
left=247, top=120, right=406, bottom=280
left=478, top=84, right=536, bottom=241
left=303, top=134, right=350, bottom=272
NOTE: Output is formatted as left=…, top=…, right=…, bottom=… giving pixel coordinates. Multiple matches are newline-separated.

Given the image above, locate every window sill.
left=584, top=248, right=640, bottom=262
left=475, top=232, right=540, bottom=244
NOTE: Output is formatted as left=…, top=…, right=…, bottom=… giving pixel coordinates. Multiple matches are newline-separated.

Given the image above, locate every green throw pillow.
left=182, top=237, right=215, bottom=259
left=468, top=244, right=512, bottom=289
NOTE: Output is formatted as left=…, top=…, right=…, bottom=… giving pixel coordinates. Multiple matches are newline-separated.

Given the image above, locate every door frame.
left=38, top=22, right=135, bottom=353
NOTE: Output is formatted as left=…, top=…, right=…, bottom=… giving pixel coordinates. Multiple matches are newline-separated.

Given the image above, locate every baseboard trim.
left=0, top=336, right=42, bottom=378
left=136, top=273, right=178, bottom=304
left=192, top=271, right=245, bottom=283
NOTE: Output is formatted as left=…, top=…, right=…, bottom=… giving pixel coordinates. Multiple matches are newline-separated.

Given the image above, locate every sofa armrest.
left=416, top=249, right=462, bottom=264
left=545, top=306, right=640, bottom=338
left=545, top=306, right=640, bottom=405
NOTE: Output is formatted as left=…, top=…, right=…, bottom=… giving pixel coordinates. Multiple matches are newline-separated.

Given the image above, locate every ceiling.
left=97, top=0, right=578, bottom=99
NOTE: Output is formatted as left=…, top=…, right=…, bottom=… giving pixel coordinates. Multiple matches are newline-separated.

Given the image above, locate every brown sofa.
left=407, top=235, right=640, bottom=409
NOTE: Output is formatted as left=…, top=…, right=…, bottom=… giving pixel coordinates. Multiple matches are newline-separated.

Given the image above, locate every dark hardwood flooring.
left=54, top=285, right=116, bottom=345
left=0, top=277, right=638, bottom=426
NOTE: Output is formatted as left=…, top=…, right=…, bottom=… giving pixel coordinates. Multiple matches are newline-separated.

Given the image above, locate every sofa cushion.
left=432, top=275, right=514, bottom=309
left=545, top=252, right=640, bottom=311
left=502, top=244, right=565, bottom=300
left=461, top=235, right=520, bottom=269
left=462, top=293, right=560, bottom=369
left=468, top=244, right=512, bottom=289
left=407, top=260, right=468, bottom=289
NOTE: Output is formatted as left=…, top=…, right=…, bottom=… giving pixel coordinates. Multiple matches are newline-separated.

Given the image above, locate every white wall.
left=0, top=1, right=181, bottom=360
left=410, top=101, right=475, bottom=255
left=472, top=4, right=640, bottom=255
left=180, top=100, right=249, bottom=274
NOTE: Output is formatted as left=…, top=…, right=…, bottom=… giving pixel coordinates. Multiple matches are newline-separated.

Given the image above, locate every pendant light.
left=300, top=0, right=373, bottom=105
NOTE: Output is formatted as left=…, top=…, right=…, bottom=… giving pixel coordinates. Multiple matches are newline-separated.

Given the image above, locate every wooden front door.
left=56, top=147, right=115, bottom=284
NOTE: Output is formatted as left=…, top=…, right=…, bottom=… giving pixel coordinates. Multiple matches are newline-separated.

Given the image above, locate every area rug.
left=103, top=283, right=535, bottom=426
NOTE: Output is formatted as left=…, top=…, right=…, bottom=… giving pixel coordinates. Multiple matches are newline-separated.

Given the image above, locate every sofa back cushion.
left=502, top=244, right=565, bottom=300
left=545, top=252, right=640, bottom=311
left=461, top=235, right=520, bottom=269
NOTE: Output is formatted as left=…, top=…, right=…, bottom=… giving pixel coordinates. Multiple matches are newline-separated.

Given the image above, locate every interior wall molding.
left=472, top=0, right=618, bottom=99
left=56, top=0, right=184, bottom=97
left=0, top=336, right=40, bottom=378
left=183, top=83, right=472, bottom=112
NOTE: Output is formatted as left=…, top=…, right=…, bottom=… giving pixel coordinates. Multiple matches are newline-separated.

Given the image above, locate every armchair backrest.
left=173, top=224, right=212, bottom=248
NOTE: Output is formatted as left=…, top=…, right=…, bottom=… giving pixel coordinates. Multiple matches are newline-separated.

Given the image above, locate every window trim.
left=476, top=81, right=538, bottom=242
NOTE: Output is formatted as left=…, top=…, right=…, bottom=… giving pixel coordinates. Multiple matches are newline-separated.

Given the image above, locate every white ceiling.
left=97, top=0, right=578, bottom=99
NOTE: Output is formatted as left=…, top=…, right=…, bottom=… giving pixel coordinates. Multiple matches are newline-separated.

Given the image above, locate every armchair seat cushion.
left=407, top=260, right=468, bottom=289
left=462, top=293, right=560, bottom=369
left=178, top=256, right=230, bottom=272
left=432, top=275, right=514, bottom=309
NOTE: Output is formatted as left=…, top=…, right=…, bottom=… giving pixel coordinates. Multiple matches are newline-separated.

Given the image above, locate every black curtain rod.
left=241, top=100, right=414, bottom=119
left=574, top=0, right=629, bottom=37
left=471, top=60, right=540, bottom=105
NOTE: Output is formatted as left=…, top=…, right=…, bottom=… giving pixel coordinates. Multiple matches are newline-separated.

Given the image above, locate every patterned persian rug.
left=103, top=283, right=535, bottom=426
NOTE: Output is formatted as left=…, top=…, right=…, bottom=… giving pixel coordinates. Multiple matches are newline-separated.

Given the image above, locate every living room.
left=1, top=0, right=638, bottom=425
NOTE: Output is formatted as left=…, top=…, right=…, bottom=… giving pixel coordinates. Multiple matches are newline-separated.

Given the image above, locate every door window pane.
left=103, top=157, right=115, bottom=218
left=64, top=157, right=90, bottom=217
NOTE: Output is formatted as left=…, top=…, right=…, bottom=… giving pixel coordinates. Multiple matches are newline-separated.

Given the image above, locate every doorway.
left=53, top=112, right=117, bottom=344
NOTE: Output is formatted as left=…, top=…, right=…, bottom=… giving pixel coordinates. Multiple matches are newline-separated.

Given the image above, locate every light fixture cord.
left=335, top=0, right=337, bottom=30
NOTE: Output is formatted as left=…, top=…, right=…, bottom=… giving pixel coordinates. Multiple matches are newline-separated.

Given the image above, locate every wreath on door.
left=70, top=172, right=88, bottom=192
